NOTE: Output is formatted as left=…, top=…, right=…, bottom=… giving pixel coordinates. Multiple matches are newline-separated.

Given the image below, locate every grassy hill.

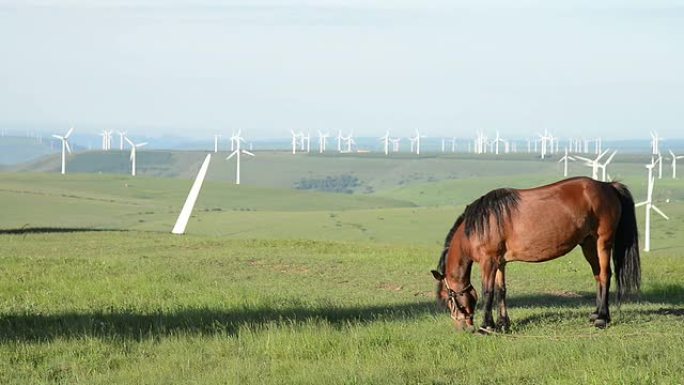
left=0, top=136, right=57, bottom=165
left=12, top=150, right=658, bottom=194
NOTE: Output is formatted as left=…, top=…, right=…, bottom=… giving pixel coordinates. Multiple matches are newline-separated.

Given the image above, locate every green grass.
left=1, top=154, right=684, bottom=383
left=1, top=232, right=684, bottom=384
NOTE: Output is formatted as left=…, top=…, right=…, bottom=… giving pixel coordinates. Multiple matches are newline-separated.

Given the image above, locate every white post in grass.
left=172, top=154, right=212, bottom=235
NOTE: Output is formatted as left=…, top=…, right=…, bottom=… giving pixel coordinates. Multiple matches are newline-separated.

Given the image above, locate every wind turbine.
left=118, top=131, right=127, bottom=150
left=301, top=131, right=311, bottom=153
left=657, top=152, right=663, bottom=179
left=557, top=147, right=575, bottom=177
left=125, top=137, right=148, bottom=176
left=52, top=127, right=74, bottom=175
left=635, top=159, right=669, bottom=252
left=575, top=149, right=609, bottom=180
left=493, top=131, right=506, bottom=155
left=99, top=130, right=111, bottom=150
left=597, top=150, right=618, bottom=182
left=410, top=130, right=424, bottom=155
left=380, top=131, right=391, bottom=156
left=343, top=131, right=355, bottom=153
left=650, top=131, right=662, bottom=155
left=390, top=137, right=401, bottom=152
left=213, top=134, right=222, bottom=153
left=290, top=130, right=300, bottom=155
left=669, top=150, right=684, bottom=178
left=318, top=131, right=329, bottom=153
left=336, top=131, right=343, bottom=152
left=226, top=130, right=254, bottom=184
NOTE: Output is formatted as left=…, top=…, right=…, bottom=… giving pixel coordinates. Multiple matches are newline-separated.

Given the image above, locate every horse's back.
left=503, top=177, right=619, bottom=263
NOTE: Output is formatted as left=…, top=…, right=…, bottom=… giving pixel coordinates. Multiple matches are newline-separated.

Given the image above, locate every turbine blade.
left=65, top=141, right=72, bottom=153
left=137, top=142, right=148, bottom=147
left=52, top=135, right=63, bottom=140
left=226, top=151, right=237, bottom=160
left=65, top=127, right=74, bottom=138
left=125, top=137, right=135, bottom=146
left=651, top=205, right=670, bottom=220
left=242, top=150, right=255, bottom=156
left=634, top=201, right=647, bottom=208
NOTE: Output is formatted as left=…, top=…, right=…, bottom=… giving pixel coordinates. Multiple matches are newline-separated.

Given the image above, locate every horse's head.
left=431, top=270, right=478, bottom=331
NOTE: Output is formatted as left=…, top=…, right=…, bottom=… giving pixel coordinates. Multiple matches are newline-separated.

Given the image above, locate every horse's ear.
left=431, top=270, right=444, bottom=281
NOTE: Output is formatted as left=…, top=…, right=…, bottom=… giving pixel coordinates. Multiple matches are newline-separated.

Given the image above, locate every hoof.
left=496, top=318, right=511, bottom=333
left=477, top=326, right=495, bottom=335
left=593, top=318, right=609, bottom=329
left=589, top=312, right=599, bottom=322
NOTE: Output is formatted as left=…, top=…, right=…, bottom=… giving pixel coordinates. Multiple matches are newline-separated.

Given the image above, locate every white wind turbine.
left=99, top=130, right=111, bottom=150
left=52, top=127, right=74, bottom=175
left=493, top=131, right=506, bottom=155
left=290, top=130, right=301, bottom=155
left=597, top=150, right=618, bottom=182
left=226, top=130, right=254, bottom=184
left=410, top=129, right=424, bottom=155
left=635, top=159, right=669, bottom=252
left=125, top=137, right=147, bottom=176
left=318, top=131, right=329, bottom=153
left=557, top=147, right=575, bottom=177
left=301, top=131, right=311, bottom=153
left=657, top=152, right=663, bottom=179
left=448, top=137, right=457, bottom=152
left=213, top=134, right=222, bottom=153
left=650, top=131, right=662, bottom=155
left=342, top=131, right=355, bottom=153
left=576, top=149, right=609, bottom=180
left=390, top=137, right=401, bottom=152
left=118, top=131, right=127, bottom=150
left=380, top=131, right=391, bottom=156
left=669, top=150, right=684, bottom=178
left=336, top=130, right=343, bottom=152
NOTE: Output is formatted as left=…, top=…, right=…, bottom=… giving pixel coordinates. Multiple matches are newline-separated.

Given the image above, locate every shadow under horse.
left=431, top=177, right=640, bottom=331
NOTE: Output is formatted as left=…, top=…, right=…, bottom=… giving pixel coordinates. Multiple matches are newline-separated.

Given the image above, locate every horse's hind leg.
left=495, top=264, right=510, bottom=332
left=594, top=235, right=613, bottom=328
left=580, top=238, right=601, bottom=322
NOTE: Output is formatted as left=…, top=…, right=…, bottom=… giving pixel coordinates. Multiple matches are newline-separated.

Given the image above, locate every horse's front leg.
left=480, top=260, right=497, bottom=332
left=495, top=264, right=510, bottom=332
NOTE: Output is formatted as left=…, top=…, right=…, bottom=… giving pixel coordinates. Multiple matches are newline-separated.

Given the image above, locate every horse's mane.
left=435, top=188, right=520, bottom=275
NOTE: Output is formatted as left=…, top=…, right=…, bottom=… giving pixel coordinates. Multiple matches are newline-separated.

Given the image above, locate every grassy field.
left=1, top=153, right=683, bottom=384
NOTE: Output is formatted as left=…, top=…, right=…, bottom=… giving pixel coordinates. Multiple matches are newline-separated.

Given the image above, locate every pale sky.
left=0, top=1, right=682, bottom=139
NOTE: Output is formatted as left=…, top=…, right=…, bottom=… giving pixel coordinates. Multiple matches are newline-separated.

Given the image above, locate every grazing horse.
left=431, top=177, right=640, bottom=331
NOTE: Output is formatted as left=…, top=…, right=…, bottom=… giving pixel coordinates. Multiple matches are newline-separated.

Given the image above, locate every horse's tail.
left=611, top=182, right=641, bottom=302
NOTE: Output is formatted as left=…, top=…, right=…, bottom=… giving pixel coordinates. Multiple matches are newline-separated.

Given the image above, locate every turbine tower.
left=118, top=131, right=127, bottom=150
left=125, top=137, right=148, bottom=176
left=410, top=129, right=424, bottom=155
left=52, top=127, right=74, bottom=175
left=575, top=149, right=609, bottom=180
left=635, top=159, right=669, bottom=252
left=380, top=131, right=391, bottom=156
left=290, top=130, right=301, bottom=155
left=597, top=150, right=618, bottom=182
left=213, top=134, right=222, bottom=153
left=557, top=147, right=575, bottom=177
left=318, top=131, right=329, bottom=153
left=226, top=130, right=254, bottom=184
left=669, top=150, right=684, bottom=178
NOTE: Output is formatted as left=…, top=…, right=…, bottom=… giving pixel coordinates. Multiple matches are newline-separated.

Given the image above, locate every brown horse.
left=431, top=177, right=640, bottom=331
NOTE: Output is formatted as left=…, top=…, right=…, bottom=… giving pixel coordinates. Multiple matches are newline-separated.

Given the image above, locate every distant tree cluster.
left=294, top=175, right=360, bottom=194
